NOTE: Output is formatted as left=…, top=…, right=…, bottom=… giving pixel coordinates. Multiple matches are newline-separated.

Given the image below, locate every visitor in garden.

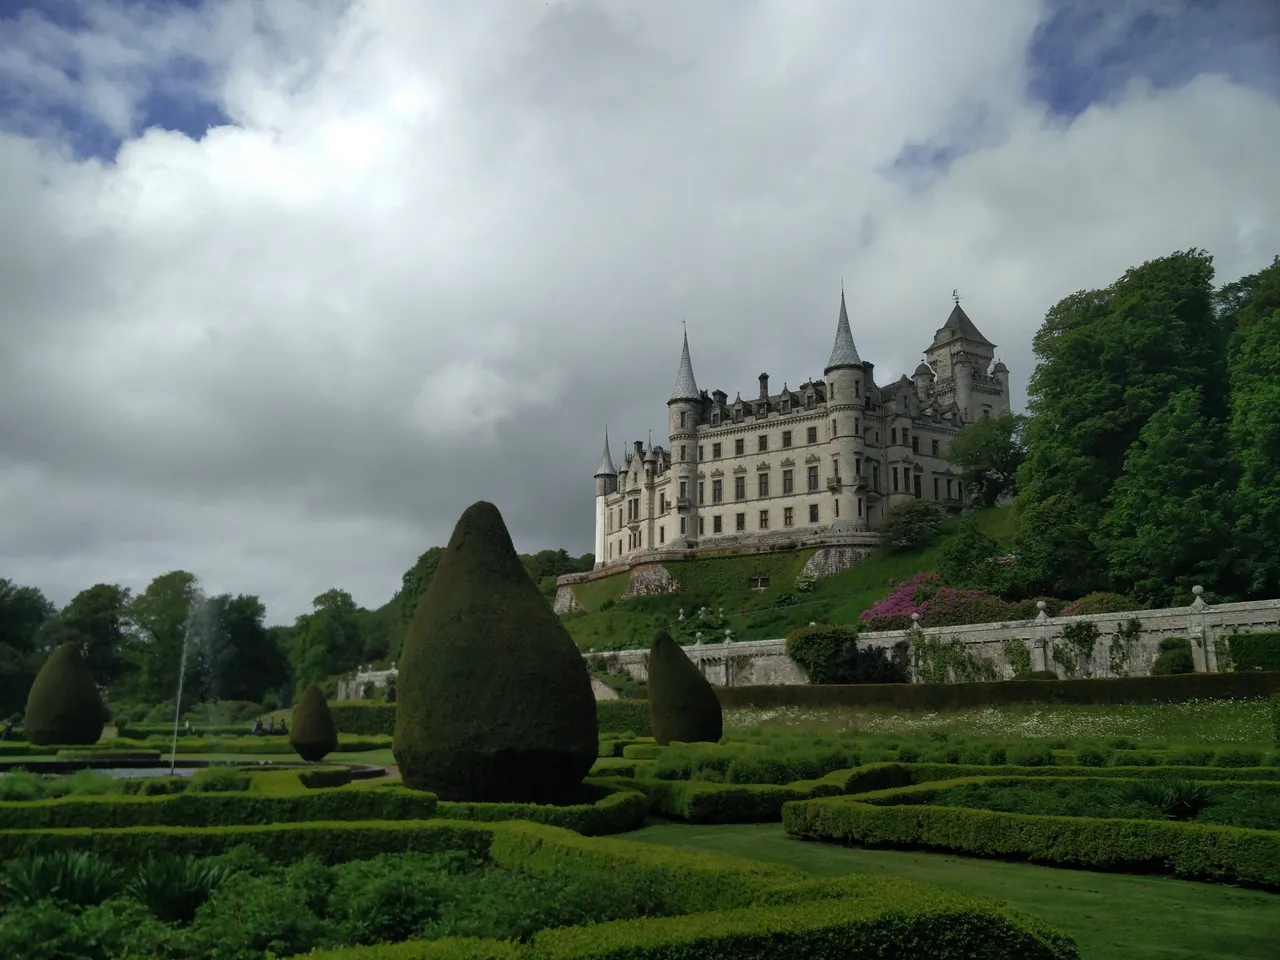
left=0, top=718, right=12, bottom=740
left=252, top=717, right=264, bottom=736
left=267, top=717, right=276, bottom=734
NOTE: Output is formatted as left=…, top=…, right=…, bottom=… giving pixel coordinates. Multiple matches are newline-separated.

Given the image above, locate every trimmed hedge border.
left=643, top=771, right=847, bottom=823
left=832, top=762, right=1280, bottom=795
left=597, top=700, right=653, bottom=736
left=0, top=818, right=1077, bottom=960
left=717, top=670, right=1280, bottom=710
left=328, top=702, right=397, bottom=736
left=784, top=784, right=1280, bottom=889
left=0, top=734, right=392, bottom=758
left=1271, top=694, right=1280, bottom=746
left=0, top=771, right=644, bottom=836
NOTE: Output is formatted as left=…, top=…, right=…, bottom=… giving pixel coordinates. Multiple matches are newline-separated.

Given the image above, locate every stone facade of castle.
left=589, top=291, right=1011, bottom=570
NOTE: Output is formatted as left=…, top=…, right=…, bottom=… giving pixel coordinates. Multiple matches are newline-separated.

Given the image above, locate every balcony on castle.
left=676, top=496, right=692, bottom=511
left=825, top=475, right=842, bottom=492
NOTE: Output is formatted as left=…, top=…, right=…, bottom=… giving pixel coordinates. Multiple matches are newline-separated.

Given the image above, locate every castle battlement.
left=588, top=290, right=1011, bottom=571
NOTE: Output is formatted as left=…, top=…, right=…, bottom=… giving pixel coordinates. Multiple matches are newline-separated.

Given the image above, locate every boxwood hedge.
left=0, top=818, right=1077, bottom=960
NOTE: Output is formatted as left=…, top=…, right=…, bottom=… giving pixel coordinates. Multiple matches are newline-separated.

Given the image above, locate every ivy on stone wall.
left=1107, top=618, right=1142, bottom=677
left=1001, top=638, right=1032, bottom=677
left=665, top=550, right=815, bottom=602
left=908, top=626, right=997, bottom=683
left=1053, top=621, right=1102, bottom=679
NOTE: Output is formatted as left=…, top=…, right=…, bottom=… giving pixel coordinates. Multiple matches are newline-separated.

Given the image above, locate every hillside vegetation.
left=561, top=506, right=1017, bottom=652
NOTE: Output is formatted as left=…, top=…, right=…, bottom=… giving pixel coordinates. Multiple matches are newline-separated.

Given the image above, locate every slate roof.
left=935, top=303, right=994, bottom=348
left=825, top=288, right=862, bottom=372
left=594, top=433, right=616, bottom=477
left=668, top=330, right=701, bottom=403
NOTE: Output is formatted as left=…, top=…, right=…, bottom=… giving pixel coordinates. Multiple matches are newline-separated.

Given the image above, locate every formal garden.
left=2, top=502, right=1279, bottom=960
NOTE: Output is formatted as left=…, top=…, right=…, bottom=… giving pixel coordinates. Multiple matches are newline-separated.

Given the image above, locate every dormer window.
left=711, top=410, right=720, bottom=425
left=806, top=394, right=815, bottom=410
left=781, top=398, right=789, bottom=413
left=734, top=406, right=743, bottom=423
left=756, top=403, right=766, bottom=418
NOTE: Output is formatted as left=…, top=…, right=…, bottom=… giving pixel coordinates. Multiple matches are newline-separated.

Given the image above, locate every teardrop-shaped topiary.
left=393, top=501, right=598, bottom=802
left=25, top=642, right=107, bottom=746
left=648, top=630, right=722, bottom=746
left=290, top=684, right=339, bottom=762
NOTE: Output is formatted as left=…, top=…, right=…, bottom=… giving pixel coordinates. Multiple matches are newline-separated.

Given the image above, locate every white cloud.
left=1, top=0, right=1277, bottom=621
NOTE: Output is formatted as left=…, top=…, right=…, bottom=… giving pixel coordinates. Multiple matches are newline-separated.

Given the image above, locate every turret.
left=913, top=359, right=935, bottom=400
left=592, top=431, right=617, bottom=567
left=667, top=329, right=701, bottom=545
left=823, top=287, right=867, bottom=529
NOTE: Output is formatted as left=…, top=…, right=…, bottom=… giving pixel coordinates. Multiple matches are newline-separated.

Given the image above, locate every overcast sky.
left=1, top=0, right=1278, bottom=625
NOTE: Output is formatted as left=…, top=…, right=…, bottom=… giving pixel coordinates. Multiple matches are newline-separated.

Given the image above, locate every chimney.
left=758, top=373, right=769, bottom=399
left=633, top=440, right=644, bottom=456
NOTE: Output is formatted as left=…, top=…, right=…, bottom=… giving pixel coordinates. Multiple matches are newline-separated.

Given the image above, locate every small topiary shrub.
left=290, top=685, right=339, bottom=762
left=394, top=501, right=598, bottom=802
left=1151, top=637, right=1195, bottom=675
left=24, top=643, right=107, bottom=746
left=647, top=630, right=722, bottom=747
left=1212, top=747, right=1263, bottom=768
left=1007, top=744, right=1054, bottom=767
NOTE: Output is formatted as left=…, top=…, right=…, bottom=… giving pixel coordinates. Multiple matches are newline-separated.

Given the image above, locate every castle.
left=590, top=290, right=1011, bottom=571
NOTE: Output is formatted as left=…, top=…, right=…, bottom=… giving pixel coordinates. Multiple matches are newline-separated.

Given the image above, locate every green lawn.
left=563, top=506, right=1017, bottom=651
left=724, top=697, right=1277, bottom=747
left=624, top=822, right=1280, bottom=960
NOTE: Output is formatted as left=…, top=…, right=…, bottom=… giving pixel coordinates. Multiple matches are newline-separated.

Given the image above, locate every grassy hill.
left=561, top=506, right=1017, bottom=652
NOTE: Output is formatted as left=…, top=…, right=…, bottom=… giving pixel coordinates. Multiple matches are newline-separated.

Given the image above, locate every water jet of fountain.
left=168, top=588, right=210, bottom=775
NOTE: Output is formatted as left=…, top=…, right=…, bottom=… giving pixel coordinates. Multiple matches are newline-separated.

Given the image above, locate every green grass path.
left=623, top=822, right=1280, bottom=960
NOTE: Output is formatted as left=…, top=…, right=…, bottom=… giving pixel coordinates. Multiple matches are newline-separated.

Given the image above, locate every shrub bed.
left=0, top=819, right=1077, bottom=960
left=643, top=772, right=846, bottom=823
left=432, top=779, right=648, bottom=835
left=784, top=786, right=1280, bottom=888
left=717, top=671, right=1280, bottom=710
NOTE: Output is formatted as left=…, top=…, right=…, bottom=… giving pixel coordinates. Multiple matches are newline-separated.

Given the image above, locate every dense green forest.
left=0, top=248, right=1276, bottom=718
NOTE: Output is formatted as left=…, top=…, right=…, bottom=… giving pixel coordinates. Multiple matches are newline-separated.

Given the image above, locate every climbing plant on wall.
left=1001, top=638, right=1032, bottom=677
left=1053, top=621, right=1102, bottom=678
left=1108, top=618, right=1143, bottom=677
left=909, top=627, right=997, bottom=683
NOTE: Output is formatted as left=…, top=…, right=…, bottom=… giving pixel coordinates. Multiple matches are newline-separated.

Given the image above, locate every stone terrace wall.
left=586, top=591, right=1280, bottom=688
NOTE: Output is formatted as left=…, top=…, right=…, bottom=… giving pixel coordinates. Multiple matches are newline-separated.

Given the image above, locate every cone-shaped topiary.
left=25, top=642, right=107, bottom=746
left=394, top=501, right=597, bottom=802
left=290, top=684, right=339, bottom=762
left=648, top=630, right=722, bottom=746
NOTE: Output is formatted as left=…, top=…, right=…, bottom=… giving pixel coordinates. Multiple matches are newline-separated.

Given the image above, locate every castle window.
left=758, top=434, right=768, bottom=452
left=946, top=478, right=953, bottom=499
left=782, top=469, right=794, bottom=494
left=892, top=468, right=899, bottom=493
left=931, top=439, right=939, bottom=456
left=934, top=477, right=940, bottom=499
left=855, top=456, right=862, bottom=475
left=660, top=526, right=665, bottom=544
left=806, top=394, right=815, bottom=409
left=714, top=515, right=723, bottom=533
left=713, top=442, right=722, bottom=459
left=781, top=399, right=789, bottom=413
left=759, top=510, right=769, bottom=530
left=807, top=465, right=819, bottom=492
left=875, top=431, right=880, bottom=444
left=757, top=403, right=766, bottom=418
left=659, top=494, right=666, bottom=512
left=891, top=428, right=897, bottom=445
left=712, top=411, right=720, bottom=425
left=784, top=507, right=794, bottom=527
left=983, top=406, right=991, bottom=418
left=735, top=512, right=746, bottom=531
left=855, top=418, right=860, bottom=434
left=679, top=517, right=687, bottom=535
left=698, top=481, right=704, bottom=503
left=782, top=430, right=792, bottom=447
left=678, top=480, right=687, bottom=499
left=830, top=381, right=835, bottom=400
left=679, top=412, right=687, bottom=428
left=855, top=381, right=861, bottom=394
left=713, top=479, right=724, bottom=503
left=698, top=517, right=704, bottom=535
left=831, top=418, right=837, bottom=438
left=914, top=474, right=922, bottom=499
left=734, top=476, right=746, bottom=500
left=912, top=435, right=920, bottom=454
left=735, top=438, right=745, bottom=456
left=857, top=496, right=863, bottom=518
left=871, top=463, right=880, bottom=491
left=758, top=473, right=770, bottom=497
left=902, top=430, right=909, bottom=446
left=806, top=426, right=818, bottom=444
left=698, top=445, right=704, bottom=461
left=734, top=406, right=743, bottom=423
left=809, top=503, right=819, bottom=523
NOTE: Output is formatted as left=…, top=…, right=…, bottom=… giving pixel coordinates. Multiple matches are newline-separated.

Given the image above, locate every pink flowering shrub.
left=860, top=572, right=1017, bottom=631
left=1060, top=592, right=1141, bottom=617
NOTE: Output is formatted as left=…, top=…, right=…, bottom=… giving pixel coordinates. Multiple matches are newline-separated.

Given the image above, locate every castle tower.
left=667, top=329, right=701, bottom=546
left=592, top=431, right=616, bottom=568
left=924, top=296, right=1000, bottom=422
left=824, top=287, right=867, bottom=529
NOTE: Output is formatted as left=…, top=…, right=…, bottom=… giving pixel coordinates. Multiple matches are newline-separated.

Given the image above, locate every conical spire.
left=825, top=285, right=862, bottom=373
left=668, top=328, right=700, bottom=404
left=594, top=430, right=616, bottom=477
